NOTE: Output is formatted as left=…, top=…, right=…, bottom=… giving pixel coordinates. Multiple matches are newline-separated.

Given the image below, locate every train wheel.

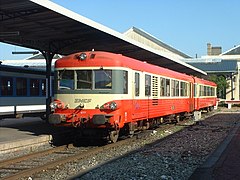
left=109, top=130, right=119, bottom=143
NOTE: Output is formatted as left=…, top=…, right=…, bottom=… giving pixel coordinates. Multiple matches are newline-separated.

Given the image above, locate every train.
left=49, top=51, right=217, bottom=143
left=0, top=64, right=53, bottom=120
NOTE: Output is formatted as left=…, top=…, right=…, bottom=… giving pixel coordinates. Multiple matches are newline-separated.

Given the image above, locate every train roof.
left=0, top=64, right=47, bottom=75
left=194, top=76, right=217, bottom=87
left=56, top=51, right=194, bottom=82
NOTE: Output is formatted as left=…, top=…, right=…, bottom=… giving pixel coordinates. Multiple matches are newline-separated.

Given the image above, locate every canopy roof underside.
left=0, top=0, right=206, bottom=76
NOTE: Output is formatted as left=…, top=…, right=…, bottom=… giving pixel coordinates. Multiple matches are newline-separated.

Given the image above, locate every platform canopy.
left=0, top=0, right=206, bottom=76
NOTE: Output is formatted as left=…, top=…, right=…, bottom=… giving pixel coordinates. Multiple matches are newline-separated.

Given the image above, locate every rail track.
left=0, top=133, right=145, bottom=179
left=0, top=112, right=215, bottom=179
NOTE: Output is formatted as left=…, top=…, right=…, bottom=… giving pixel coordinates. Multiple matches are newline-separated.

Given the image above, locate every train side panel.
left=194, top=77, right=217, bottom=111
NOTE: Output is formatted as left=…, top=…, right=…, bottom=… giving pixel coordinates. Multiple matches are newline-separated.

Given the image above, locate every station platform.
left=191, top=120, right=240, bottom=179
left=0, top=117, right=68, bottom=154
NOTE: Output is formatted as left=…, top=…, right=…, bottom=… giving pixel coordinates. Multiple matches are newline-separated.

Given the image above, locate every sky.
left=0, top=0, right=239, bottom=60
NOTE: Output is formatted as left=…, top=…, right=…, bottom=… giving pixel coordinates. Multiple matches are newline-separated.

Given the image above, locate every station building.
left=183, top=44, right=240, bottom=105
left=124, top=27, right=191, bottom=60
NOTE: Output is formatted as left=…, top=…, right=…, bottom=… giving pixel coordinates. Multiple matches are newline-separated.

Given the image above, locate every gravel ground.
left=76, top=113, right=240, bottom=180
left=23, top=111, right=240, bottom=180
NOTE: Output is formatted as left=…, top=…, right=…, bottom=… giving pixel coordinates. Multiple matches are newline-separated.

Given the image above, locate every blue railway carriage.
left=0, top=65, right=52, bottom=119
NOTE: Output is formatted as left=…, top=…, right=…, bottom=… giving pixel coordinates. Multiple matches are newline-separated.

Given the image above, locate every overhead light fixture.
left=0, top=31, right=20, bottom=37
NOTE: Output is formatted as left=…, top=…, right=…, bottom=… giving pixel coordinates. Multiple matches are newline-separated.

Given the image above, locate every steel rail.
left=0, top=144, right=72, bottom=169
left=1, top=139, right=132, bottom=180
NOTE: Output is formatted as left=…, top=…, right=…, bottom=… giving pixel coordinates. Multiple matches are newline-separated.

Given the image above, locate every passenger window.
left=123, top=71, right=128, bottom=94
left=1, top=77, right=13, bottom=96
left=30, top=79, right=40, bottom=96
left=16, top=78, right=27, bottom=96
left=171, top=80, right=175, bottom=96
left=160, top=77, right=165, bottom=96
left=41, top=80, right=46, bottom=96
left=135, top=72, right=140, bottom=96
left=176, top=81, right=179, bottom=96
left=180, top=82, right=188, bottom=96
left=166, top=79, right=170, bottom=96
left=145, top=74, right=151, bottom=96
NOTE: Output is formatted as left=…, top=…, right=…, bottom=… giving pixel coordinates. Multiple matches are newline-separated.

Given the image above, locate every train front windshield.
left=56, top=69, right=128, bottom=94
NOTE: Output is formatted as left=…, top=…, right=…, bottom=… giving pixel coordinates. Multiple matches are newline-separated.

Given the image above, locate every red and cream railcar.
left=49, top=51, right=216, bottom=142
left=194, top=77, right=217, bottom=111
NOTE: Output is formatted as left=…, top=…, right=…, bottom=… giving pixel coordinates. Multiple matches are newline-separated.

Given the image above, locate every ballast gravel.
left=76, top=113, right=240, bottom=180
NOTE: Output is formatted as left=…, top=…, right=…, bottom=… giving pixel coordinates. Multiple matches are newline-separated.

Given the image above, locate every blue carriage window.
left=1, top=77, right=13, bottom=96
left=30, top=79, right=40, bottom=96
left=41, top=79, right=46, bottom=96
left=16, top=78, right=27, bottom=96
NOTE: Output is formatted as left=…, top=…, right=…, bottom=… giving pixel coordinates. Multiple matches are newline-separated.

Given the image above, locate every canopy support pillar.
left=42, top=51, right=54, bottom=122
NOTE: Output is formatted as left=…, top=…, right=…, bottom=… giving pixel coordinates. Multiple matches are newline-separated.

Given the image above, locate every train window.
left=166, top=79, right=170, bottom=96
left=160, top=77, right=170, bottom=97
left=204, top=86, right=207, bottom=96
left=160, top=77, right=165, bottom=96
left=176, top=81, right=179, bottom=96
left=180, top=82, right=187, bottom=96
left=193, top=84, right=197, bottom=97
left=199, top=85, right=203, bottom=96
left=58, top=70, right=74, bottom=90
left=171, top=80, right=179, bottom=96
left=41, top=80, right=46, bottom=96
left=145, top=74, right=151, bottom=96
left=135, top=73, right=140, bottom=96
left=1, top=77, right=13, bottom=96
left=76, top=70, right=92, bottom=89
left=94, top=69, right=112, bottom=89
left=171, top=80, right=175, bottom=96
left=123, top=71, right=128, bottom=94
left=30, top=79, right=40, bottom=96
left=16, top=78, right=27, bottom=96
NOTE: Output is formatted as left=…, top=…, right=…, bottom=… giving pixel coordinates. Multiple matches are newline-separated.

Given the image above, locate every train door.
left=194, top=83, right=198, bottom=110
left=132, top=71, right=145, bottom=120
left=189, top=82, right=194, bottom=112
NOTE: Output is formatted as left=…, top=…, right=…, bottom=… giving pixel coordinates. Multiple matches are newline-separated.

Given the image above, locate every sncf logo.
left=74, top=99, right=92, bottom=103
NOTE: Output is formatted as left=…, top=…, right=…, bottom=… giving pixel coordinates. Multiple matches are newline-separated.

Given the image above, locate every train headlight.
left=109, top=102, right=117, bottom=110
left=50, top=100, right=64, bottom=110
left=50, top=102, right=58, bottom=110
left=76, top=53, right=87, bottom=60
left=100, top=101, right=118, bottom=111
